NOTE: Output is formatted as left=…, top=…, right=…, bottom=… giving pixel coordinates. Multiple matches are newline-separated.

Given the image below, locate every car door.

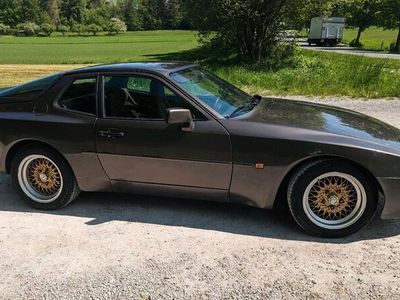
left=95, top=72, right=232, bottom=194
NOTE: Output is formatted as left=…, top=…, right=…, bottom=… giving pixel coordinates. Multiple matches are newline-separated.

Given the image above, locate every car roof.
left=64, top=62, right=198, bottom=76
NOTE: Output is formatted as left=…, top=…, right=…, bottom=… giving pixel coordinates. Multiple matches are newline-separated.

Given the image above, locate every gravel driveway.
left=1, top=98, right=400, bottom=299
left=299, top=42, right=400, bottom=60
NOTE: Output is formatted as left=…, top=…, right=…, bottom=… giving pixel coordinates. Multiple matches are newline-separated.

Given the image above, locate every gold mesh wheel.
left=18, top=155, right=64, bottom=203
left=302, top=172, right=367, bottom=230
left=27, top=157, right=62, bottom=196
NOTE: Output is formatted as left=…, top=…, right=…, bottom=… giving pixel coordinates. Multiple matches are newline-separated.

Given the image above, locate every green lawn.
left=342, top=27, right=398, bottom=51
left=0, top=30, right=399, bottom=98
left=0, top=30, right=199, bottom=64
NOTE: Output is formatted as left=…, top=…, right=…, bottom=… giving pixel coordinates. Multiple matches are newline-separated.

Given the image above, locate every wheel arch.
left=5, top=140, right=71, bottom=175
left=273, top=155, right=385, bottom=211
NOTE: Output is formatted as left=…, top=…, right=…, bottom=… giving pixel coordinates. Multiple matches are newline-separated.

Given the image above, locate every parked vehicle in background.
left=308, top=17, right=345, bottom=46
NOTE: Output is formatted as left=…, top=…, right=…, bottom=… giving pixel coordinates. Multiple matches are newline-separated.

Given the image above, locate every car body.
left=0, top=62, right=399, bottom=237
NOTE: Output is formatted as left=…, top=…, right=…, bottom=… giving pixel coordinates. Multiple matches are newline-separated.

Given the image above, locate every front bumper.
left=378, top=177, right=400, bottom=219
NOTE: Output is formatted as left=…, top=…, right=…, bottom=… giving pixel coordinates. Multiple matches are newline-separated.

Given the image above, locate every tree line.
left=0, top=0, right=399, bottom=60
left=0, top=0, right=190, bottom=36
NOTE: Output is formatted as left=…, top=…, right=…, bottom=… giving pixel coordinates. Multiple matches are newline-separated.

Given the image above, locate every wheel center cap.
left=329, top=195, right=339, bottom=206
left=39, top=173, right=48, bottom=182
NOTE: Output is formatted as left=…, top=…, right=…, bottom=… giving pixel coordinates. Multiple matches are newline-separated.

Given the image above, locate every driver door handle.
left=98, top=129, right=125, bottom=139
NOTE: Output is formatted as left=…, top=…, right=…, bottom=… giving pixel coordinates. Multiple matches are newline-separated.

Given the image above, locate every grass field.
left=342, top=27, right=398, bottom=51
left=0, top=30, right=199, bottom=64
left=0, top=30, right=399, bottom=98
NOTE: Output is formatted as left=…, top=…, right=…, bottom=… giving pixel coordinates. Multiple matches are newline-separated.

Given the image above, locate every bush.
left=16, top=22, right=40, bottom=36
left=71, top=23, right=85, bottom=35
left=0, top=23, right=11, bottom=35
left=57, top=24, right=70, bottom=36
left=40, top=23, right=56, bottom=37
left=107, top=18, right=127, bottom=35
left=87, top=23, right=102, bottom=36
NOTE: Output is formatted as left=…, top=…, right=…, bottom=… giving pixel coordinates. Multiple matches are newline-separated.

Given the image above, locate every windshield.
left=169, top=67, right=253, bottom=118
left=0, top=74, right=61, bottom=99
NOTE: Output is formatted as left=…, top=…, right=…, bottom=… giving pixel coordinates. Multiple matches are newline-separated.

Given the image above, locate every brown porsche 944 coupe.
left=0, top=63, right=399, bottom=237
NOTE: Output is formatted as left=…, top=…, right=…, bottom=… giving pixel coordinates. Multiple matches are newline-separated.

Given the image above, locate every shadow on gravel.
left=1, top=174, right=399, bottom=244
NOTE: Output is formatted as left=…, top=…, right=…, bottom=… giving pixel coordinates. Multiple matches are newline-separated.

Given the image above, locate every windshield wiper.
left=227, top=95, right=262, bottom=119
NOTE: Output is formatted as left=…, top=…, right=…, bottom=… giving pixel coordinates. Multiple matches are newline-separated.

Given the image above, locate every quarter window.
left=58, top=78, right=97, bottom=115
left=0, top=74, right=61, bottom=99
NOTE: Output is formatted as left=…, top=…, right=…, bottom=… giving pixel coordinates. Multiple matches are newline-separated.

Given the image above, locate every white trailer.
left=307, top=17, right=345, bottom=46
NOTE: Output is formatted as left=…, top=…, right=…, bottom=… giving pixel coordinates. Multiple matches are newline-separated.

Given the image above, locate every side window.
left=127, top=77, right=173, bottom=96
left=58, top=78, right=97, bottom=115
left=104, top=75, right=204, bottom=120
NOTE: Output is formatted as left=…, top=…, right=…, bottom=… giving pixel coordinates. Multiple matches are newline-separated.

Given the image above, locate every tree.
left=87, top=23, right=102, bottom=35
left=377, top=0, right=400, bottom=52
left=285, top=0, right=341, bottom=30
left=84, top=0, right=109, bottom=28
left=48, top=0, right=61, bottom=24
left=84, top=8, right=109, bottom=28
left=38, top=0, right=60, bottom=24
left=107, top=17, right=127, bottom=34
left=17, top=0, right=41, bottom=24
left=138, top=0, right=165, bottom=30
left=343, top=0, right=379, bottom=47
left=0, top=0, right=19, bottom=26
left=164, top=0, right=184, bottom=29
left=40, top=22, right=56, bottom=36
left=183, top=0, right=303, bottom=62
left=60, top=0, right=86, bottom=23
left=112, top=0, right=142, bottom=31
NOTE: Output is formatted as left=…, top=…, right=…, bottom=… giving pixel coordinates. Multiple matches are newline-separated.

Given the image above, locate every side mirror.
left=167, top=108, right=195, bottom=132
left=253, top=94, right=262, bottom=101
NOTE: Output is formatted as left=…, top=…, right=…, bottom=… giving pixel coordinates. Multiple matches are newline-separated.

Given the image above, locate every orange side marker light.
left=255, top=163, right=265, bottom=169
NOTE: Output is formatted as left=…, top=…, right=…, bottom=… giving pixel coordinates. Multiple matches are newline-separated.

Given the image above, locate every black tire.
left=287, top=159, right=378, bottom=238
left=11, top=145, right=80, bottom=210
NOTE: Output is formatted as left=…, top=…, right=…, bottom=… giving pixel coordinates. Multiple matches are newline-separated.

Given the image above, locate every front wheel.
left=288, top=160, right=378, bottom=238
left=11, top=145, right=80, bottom=210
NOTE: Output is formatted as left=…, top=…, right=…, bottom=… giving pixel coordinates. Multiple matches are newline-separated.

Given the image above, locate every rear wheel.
left=11, top=145, right=80, bottom=210
left=288, top=160, right=378, bottom=238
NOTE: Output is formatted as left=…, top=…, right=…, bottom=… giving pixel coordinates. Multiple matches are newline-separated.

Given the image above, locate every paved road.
left=0, top=98, right=399, bottom=299
left=299, top=42, right=400, bottom=60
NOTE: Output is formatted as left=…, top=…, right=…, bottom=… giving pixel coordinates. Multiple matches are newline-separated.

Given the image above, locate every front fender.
left=223, top=121, right=400, bottom=210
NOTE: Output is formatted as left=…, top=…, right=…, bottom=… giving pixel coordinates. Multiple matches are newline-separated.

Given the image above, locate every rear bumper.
left=378, top=177, right=400, bottom=219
